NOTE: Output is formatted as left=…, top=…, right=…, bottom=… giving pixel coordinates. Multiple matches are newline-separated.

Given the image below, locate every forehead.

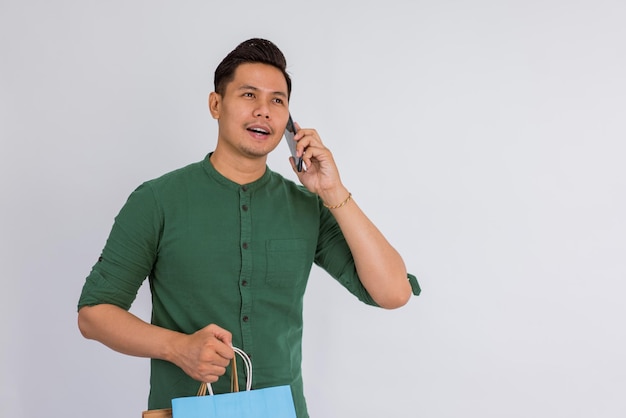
left=227, top=62, right=289, bottom=96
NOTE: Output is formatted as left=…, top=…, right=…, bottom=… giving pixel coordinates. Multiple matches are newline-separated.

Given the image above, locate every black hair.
left=214, top=38, right=291, bottom=98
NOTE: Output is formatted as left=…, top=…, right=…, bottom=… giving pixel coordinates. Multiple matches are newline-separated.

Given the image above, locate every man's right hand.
left=172, top=323, right=234, bottom=383
left=78, top=305, right=235, bottom=384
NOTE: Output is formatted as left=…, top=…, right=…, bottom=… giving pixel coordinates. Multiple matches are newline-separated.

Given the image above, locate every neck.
left=210, top=145, right=267, bottom=185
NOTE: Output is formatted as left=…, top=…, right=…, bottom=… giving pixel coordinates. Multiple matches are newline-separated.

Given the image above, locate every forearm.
left=77, top=304, right=184, bottom=363
left=78, top=304, right=234, bottom=383
left=322, top=188, right=412, bottom=309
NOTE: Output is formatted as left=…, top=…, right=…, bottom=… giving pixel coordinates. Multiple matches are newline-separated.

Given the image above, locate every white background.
left=2, top=1, right=625, bottom=417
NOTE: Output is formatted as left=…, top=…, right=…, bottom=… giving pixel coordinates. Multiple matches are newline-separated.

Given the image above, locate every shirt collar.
left=201, top=152, right=272, bottom=191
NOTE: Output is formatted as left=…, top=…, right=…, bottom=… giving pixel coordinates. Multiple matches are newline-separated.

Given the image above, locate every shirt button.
left=242, top=242, right=248, bottom=249
left=242, top=185, right=248, bottom=192
left=242, top=204, right=248, bottom=211
left=242, top=316, right=249, bottom=322
left=242, top=280, right=248, bottom=287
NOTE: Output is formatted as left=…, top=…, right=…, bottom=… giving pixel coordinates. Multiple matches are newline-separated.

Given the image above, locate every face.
left=209, top=62, right=290, bottom=160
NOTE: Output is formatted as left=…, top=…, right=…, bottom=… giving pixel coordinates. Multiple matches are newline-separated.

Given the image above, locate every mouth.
left=246, top=125, right=271, bottom=138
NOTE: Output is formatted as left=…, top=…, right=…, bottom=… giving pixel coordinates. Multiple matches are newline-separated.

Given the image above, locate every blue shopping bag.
left=171, top=347, right=297, bottom=418
left=172, top=385, right=296, bottom=418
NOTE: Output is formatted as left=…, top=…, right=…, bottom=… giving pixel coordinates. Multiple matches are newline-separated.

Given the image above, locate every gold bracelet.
left=323, top=192, right=352, bottom=209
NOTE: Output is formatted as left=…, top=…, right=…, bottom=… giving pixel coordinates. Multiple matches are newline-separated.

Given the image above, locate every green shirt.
left=78, top=154, right=420, bottom=418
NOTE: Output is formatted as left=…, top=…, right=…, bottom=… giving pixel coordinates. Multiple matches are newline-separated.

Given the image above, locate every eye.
left=273, top=97, right=285, bottom=105
left=243, top=92, right=255, bottom=98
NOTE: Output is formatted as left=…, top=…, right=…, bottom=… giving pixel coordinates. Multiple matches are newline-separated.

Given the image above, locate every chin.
left=241, top=143, right=280, bottom=158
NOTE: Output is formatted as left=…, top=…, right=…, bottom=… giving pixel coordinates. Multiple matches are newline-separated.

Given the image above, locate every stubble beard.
left=238, top=138, right=281, bottom=160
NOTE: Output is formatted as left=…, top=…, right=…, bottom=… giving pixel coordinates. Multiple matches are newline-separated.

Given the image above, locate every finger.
left=289, top=155, right=307, bottom=174
left=288, top=156, right=298, bottom=172
left=296, top=136, right=323, bottom=158
left=198, top=365, right=227, bottom=383
left=203, top=375, right=219, bottom=384
left=294, top=126, right=322, bottom=144
left=213, top=339, right=235, bottom=360
left=301, top=144, right=325, bottom=163
left=200, top=364, right=228, bottom=378
left=203, top=324, right=234, bottom=359
left=293, top=122, right=303, bottom=141
left=206, top=324, right=232, bottom=345
left=300, top=147, right=316, bottom=170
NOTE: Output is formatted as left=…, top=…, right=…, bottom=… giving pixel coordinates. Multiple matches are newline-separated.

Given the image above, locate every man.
left=77, top=38, right=420, bottom=418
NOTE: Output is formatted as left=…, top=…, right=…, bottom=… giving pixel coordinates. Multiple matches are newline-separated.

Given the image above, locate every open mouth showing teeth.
left=248, top=128, right=269, bottom=135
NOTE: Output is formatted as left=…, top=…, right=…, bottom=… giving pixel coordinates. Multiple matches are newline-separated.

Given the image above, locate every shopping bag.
left=171, top=347, right=296, bottom=418
left=141, top=356, right=238, bottom=418
left=142, top=408, right=172, bottom=418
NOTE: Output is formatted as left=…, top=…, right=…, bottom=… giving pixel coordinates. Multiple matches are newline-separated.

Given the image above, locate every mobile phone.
left=284, top=114, right=303, bottom=172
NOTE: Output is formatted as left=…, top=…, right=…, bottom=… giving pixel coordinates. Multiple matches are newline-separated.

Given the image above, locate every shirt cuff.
left=407, top=273, right=421, bottom=296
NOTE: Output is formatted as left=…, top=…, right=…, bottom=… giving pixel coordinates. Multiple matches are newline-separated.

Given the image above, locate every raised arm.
left=291, top=125, right=412, bottom=309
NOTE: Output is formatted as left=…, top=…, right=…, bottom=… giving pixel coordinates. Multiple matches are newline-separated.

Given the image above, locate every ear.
left=208, top=92, right=221, bottom=119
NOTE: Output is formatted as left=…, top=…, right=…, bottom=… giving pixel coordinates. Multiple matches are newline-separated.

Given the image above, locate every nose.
left=254, top=103, right=270, bottom=119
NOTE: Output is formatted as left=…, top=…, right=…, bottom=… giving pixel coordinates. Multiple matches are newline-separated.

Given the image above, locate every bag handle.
left=230, top=355, right=238, bottom=393
left=197, top=346, right=252, bottom=396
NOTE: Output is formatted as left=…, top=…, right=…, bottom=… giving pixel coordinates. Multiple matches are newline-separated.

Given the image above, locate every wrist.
left=320, top=187, right=351, bottom=209
left=161, top=329, right=187, bottom=364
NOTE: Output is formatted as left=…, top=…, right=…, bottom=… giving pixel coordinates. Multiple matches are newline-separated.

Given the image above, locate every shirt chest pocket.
left=265, top=238, right=313, bottom=287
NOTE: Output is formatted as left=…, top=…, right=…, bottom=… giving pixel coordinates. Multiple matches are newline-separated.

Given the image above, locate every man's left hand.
left=290, top=123, right=349, bottom=205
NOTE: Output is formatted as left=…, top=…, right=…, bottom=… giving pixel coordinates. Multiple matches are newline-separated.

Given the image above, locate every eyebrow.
left=238, top=84, right=288, bottom=99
